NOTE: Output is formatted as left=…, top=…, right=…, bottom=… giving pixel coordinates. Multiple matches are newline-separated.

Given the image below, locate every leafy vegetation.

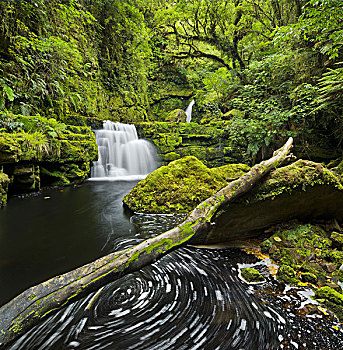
left=0, top=0, right=343, bottom=162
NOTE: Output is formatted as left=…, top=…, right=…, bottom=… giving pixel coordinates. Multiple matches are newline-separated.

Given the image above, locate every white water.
left=90, top=121, right=157, bottom=181
left=185, top=99, right=195, bottom=123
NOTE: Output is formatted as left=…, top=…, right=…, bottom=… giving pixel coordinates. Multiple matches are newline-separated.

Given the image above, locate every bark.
left=0, top=137, right=294, bottom=347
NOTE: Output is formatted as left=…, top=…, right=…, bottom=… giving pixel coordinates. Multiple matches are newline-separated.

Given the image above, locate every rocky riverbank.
left=0, top=114, right=98, bottom=206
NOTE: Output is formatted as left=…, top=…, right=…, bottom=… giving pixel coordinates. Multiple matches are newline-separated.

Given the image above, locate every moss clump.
left=276, top=265, right=298, bottom=285
left=315, top=286, right=343, bottom=320
left=331, top=232, right=343, bottom=250
left=260, top=239, right=272, bottom=253
left=241, top=267, right=265, bottom=283
left=215, top=163, right=251, bottom=181
left=166, top=109, right=187, bottom=123
left=123, top=156, right=250, bottom=214
left=164, top=152, right=181, bottom=162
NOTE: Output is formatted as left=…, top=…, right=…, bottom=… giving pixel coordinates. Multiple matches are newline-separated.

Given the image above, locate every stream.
left=1, top=182, right=343, bottom=349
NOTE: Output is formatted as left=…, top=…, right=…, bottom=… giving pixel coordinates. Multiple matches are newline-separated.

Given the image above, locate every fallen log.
left=0, top=137, right=294, bottom=347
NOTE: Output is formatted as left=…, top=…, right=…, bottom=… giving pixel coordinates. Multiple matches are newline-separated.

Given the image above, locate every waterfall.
left=90, top=121, right=157, bottom=181
left=185, top=99, right=195, bottom=123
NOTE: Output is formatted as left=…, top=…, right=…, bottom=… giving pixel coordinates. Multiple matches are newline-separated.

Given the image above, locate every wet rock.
left=314, top=286, right=343, bottom=321
left=300, top=272, right=318, bottom=284
left=240, top=267, right=265, bottom=283
left=323, top=262, right=337, bottom=273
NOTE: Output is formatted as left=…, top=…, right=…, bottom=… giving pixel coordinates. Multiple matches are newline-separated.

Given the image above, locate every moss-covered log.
left=0, top=137, right=294, bottom=347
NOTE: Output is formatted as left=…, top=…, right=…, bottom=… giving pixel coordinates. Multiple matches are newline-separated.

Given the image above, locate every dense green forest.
left=0, top=0, right=342, bottom=161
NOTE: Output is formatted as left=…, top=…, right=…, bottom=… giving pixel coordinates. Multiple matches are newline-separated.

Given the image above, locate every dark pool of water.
left=0, top=181, right=143, bottom=306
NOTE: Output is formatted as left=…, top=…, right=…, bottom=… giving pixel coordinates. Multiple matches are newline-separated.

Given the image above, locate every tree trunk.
left=0, top=138, right=294, bottom=347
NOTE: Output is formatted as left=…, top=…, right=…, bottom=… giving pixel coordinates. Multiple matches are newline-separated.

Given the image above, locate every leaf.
left=3, top=85, right=14, bottom=101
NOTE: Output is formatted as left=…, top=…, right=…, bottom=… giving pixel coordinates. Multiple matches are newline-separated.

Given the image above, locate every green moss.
left=241, top=267, right=265, bottom=283
left=276, top=265, right=298, bottom=285
left=315, top=286, right=343, bottom=320
left=166, top=109, right=187, bottom=123
left=123, top=156, right=250, bottom=214
left=0, top=134, right=22, bottom=164
left=215, top=163, right=251, bottom=181
left=137, top=121, right=245, bottom=167
left=331, top=232, right=343, bottom=250
left=248, top=160, right=343, bottom=203
left=323, top=250, right=343, bottom=268
left=0, top=114, right=97, bottom=199
left=0, top=171, right=10, bottom=207
left=164, top=152, right=181, bottom=162
left=260, top=239, right=272, bottom=253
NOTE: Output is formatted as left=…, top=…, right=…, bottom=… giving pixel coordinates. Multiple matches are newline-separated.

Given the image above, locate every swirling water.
left=1, top=183, right=343, bottom=350
left=7, top=247, right=285, bottom=350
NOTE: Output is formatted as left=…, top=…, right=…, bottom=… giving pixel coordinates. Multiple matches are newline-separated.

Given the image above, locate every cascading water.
left=185, top=99, right=195, bottom=123
left=90, top=121, right=157, bottom=181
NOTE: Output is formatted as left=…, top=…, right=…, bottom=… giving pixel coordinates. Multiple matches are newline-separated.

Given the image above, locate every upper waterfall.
left=90, top=121, right=157, bottom=181
left=185, top=99, right=195, bottom=123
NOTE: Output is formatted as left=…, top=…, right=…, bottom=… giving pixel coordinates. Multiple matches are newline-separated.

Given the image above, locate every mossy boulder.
left=166, top=109, right=187, bottom=123
left=201, top=160, right=343, bottom=243
left=0, top=134, right=22, bottom=164
left=240, top=267, right=265, bottom=283
left=315, top=286, right=343, bottom=320
left=123, top=156, right=250, bottom=214
left=12, top=165, right=40, bottom=192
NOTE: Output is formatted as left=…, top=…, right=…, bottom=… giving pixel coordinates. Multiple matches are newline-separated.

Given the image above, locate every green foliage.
left=316, top=63, right=343, bottom=112
left=275, top=0, right=343, bottom=60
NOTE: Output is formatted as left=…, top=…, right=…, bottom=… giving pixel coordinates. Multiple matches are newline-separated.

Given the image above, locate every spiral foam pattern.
left=8, top=248, right=286, bottom=350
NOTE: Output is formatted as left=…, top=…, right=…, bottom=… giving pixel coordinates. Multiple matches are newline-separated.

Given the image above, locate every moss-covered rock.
left=0, top=114, right=98, bottom=200
left=331, top=232, right=343, bottom=250
left=201, top=160, right=343, bottom=243
left=137, top=121, right=247, bottom=167
left=123, top=156, right=250, bottom=214
left=315, top=286, right=343, bottom=320
left=240, top=267, right=265, bottom=283
left=0, top=134, right=22, bottom=164
left=12, top=165, right=40, bottom=192
left=166, top=109, right=187, bottom=123
left=276, top=265, right=298, bottom=285
left=300, top=272, right=318, bottom=284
